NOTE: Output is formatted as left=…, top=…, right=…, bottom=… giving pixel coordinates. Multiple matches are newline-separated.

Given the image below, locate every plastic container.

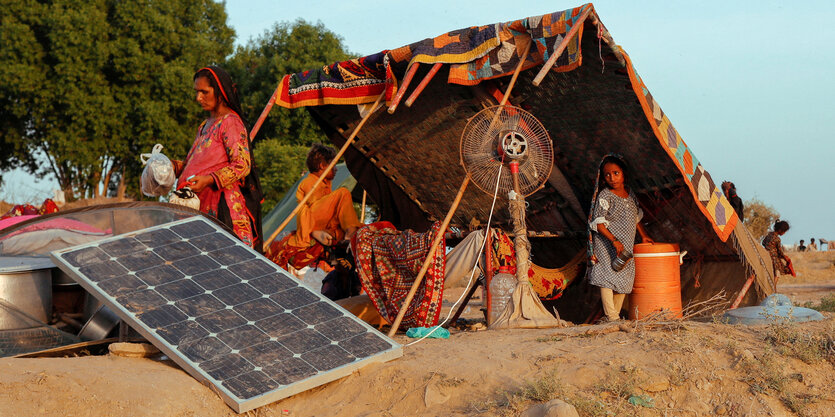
left=628, top=243, right=684, bottom=319
left=489, top=267, right=516, bottom=324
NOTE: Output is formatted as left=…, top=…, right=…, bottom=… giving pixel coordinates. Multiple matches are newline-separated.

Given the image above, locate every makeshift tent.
left=262, top=3, right=774, bottom=321
left=261, top=163, right=359, bottom=241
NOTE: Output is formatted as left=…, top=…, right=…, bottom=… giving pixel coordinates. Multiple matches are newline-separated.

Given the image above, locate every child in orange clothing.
left=289, top=143, right=363, bottom=248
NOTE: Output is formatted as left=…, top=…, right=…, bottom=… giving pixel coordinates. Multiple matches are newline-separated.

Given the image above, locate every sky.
left=3, top=1, right=833, bottom=246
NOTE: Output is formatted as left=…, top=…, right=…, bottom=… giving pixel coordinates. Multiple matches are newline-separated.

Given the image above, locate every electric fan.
left=460, top=105, right=553, bottom=198
left=459, top=105, right=562, bottom=329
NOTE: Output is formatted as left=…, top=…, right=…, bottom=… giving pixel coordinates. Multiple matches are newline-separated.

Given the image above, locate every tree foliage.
left=743, top=198, right=780, bottom=241
left=0, top=0, right=233, bottom=199
left=254, top=142, right=308, bottom=213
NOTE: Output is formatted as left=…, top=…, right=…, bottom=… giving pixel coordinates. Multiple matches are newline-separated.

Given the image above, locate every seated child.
left=289, top=143, right=363, bottom=248
left=268, top=143, right=363, bottom=272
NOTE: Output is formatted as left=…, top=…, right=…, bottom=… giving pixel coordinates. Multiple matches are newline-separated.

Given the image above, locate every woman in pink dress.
left=172, top=66, right=263, bottom=250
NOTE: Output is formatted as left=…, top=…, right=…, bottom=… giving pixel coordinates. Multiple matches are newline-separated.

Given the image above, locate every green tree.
left=0, top=0, right=234, bottom=199
left=743, top=198, right=780, bottom=241
left=254, top=142, right=308, bottom=213
left=226, top=20, right=355, bottom=211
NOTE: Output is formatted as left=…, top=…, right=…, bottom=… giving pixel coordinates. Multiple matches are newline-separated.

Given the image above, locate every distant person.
left=762, top=220, right=793, bottom=278
left=808, top=238, right=818, bottom=251
left=721, top=181, right=744, bottom=221
left=798, top=239, right=806, bottom=252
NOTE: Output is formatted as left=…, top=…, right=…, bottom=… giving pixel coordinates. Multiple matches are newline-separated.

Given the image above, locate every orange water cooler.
left=628, top=243, right=685, bottom=319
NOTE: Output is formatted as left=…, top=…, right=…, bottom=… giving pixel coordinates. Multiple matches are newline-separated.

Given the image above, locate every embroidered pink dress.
left=179, top=113, right=254, bottom=247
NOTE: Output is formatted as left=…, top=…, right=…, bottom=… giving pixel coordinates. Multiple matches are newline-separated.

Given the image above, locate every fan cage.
left=460, top=105, right=554, bottom=197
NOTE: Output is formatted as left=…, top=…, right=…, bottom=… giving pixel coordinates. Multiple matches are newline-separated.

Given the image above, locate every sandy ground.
left=0, top=255, right=833, bottom=417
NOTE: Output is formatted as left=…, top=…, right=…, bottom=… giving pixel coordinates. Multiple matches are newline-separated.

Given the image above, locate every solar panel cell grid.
left=51, top=217, right=401, bottom=412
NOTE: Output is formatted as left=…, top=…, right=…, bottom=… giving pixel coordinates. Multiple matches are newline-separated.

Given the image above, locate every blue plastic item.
left=722, top=293, right=824, bottom=325
left=405, top=326, right=450, bottom=339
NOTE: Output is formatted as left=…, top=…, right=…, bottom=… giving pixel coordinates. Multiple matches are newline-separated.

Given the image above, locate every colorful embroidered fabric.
left=265, top=232, right=326, bottom=271
left=620, top=51, right=738, bottom=241
left=180, top=113, right=255, bottom=247
left=274, top=52, right=395, bottom=108
left=351, top=221, right=446, bottom=329
left=273, top=4, right=591, bottom=107
left=488, top=230, right=579, bottom=300
left=0, top=198, right=60, bottom=220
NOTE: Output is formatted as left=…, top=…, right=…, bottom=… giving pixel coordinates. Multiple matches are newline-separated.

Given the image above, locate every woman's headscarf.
left=193, top=66, right=249, bottom=130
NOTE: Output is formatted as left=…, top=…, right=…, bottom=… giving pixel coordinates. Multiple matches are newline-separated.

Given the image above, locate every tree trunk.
left=116, top=166, right=127, bottom=199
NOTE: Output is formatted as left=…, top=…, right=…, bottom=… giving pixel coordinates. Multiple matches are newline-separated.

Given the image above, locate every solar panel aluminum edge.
left=49, top=216, right=402, bottom=413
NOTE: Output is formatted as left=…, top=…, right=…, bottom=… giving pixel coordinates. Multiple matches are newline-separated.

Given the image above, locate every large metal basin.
left=0, top=257, right=53, bottom=330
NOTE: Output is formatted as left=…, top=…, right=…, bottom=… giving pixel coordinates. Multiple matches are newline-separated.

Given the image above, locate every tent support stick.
left=730, top=274, right=755, bottom=309
left=387, top=63, right=420, bottom=114
left=360, top=191, right=367, bottom=223
left=387, top=176, right=469, bottom=337
left=404, top=63, right=442, bottom=107
left=532, top=7, right=592, bottom=87
left=249, top=83, right=282, bottom=141
left=263, top=93, right=385, bottom=250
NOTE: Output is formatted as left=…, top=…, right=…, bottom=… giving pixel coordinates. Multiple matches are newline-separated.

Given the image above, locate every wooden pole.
left=387, top=176, right=470, bottom=337
left=404, top=63, right=443, bottom=107
left=360, top=190, right=367, bottom=223
left=531, top=7, right=592, bottom=87
left=263, top=93, right=385, bottom=250
left=249, top=83, right=282, bottom=141
left=387, top=63, right=420, bottom=114
left=730, top=274, right=756, bottom=309
left=386, top=39, right=533, bottom=336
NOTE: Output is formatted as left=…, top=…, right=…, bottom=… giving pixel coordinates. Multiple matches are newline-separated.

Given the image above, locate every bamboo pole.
left=263, top=93, right=385, bottom=250
left=531, top=7, right=592, bottom=87
left=387, top=63, right=420, bottom=114
left=360, top=190, right=367, bottom=223
left=730, top=274, right=755, bottom=309
left=404, top=63, right=443, bottom=107
left=387, top=176, right=470, bottom=337
left=249, top=83, right=282, bottom=141
left=386, top=39, right=533, bottom=336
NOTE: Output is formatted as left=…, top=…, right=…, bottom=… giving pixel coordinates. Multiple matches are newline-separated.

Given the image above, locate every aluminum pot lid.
left=0, top=256, right=55, bottom=273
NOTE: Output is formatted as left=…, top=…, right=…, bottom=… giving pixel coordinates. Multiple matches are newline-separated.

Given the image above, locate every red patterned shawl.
left=351, top=221, right=445, bottom=329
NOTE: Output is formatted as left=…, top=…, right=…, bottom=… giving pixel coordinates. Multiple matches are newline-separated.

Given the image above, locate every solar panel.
left=50, top=217, right=402, bottom=412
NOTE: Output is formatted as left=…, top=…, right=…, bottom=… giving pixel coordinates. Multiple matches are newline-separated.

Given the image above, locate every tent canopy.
left=268, top=3, right=773, bottom=316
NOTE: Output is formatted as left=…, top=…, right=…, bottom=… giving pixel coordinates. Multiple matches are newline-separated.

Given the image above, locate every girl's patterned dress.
left=762, top=231, right=791, bottom=275
left=588, top=187, right=643, bottom=293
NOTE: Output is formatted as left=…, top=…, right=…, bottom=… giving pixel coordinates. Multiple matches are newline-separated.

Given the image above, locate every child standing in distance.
left=289, top=143, right=363, bottom=248
left=762, top=220, right=793, bottom=277
left=587, top=154, right=653, bottom=322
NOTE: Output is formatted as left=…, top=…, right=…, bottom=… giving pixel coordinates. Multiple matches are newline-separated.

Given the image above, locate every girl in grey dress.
left=587, top=155, right=653, bottom=321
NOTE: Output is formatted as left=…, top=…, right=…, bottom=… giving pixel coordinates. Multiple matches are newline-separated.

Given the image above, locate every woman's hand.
left=184, top=175, right=213, bottom=193
left=643, top=236, right=654, bottom=244
left=612, top=239, right=625, bottom=255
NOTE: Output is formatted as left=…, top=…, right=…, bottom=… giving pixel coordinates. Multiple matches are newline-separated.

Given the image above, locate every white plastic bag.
left=140, top=144, right=175, bottom=197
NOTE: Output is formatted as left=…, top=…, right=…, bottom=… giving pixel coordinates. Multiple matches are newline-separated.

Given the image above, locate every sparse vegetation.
left=803, top=293, right=835, bottom=312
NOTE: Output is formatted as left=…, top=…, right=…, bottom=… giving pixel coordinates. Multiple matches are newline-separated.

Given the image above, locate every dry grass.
left=782, top=251, right=835, bottom=284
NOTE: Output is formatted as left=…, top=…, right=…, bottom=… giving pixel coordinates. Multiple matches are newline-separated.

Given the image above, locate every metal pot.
left=78, top=304, right=120, bottom=341
left=0, top=257, right=53, bottom=330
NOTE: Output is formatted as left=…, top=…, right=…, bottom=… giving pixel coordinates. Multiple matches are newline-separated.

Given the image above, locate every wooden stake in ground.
left=263, top=93, right=385, bottom=250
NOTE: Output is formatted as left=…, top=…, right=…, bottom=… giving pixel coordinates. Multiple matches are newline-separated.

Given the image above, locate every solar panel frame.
left=50, top=216, right=402, bottom=413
